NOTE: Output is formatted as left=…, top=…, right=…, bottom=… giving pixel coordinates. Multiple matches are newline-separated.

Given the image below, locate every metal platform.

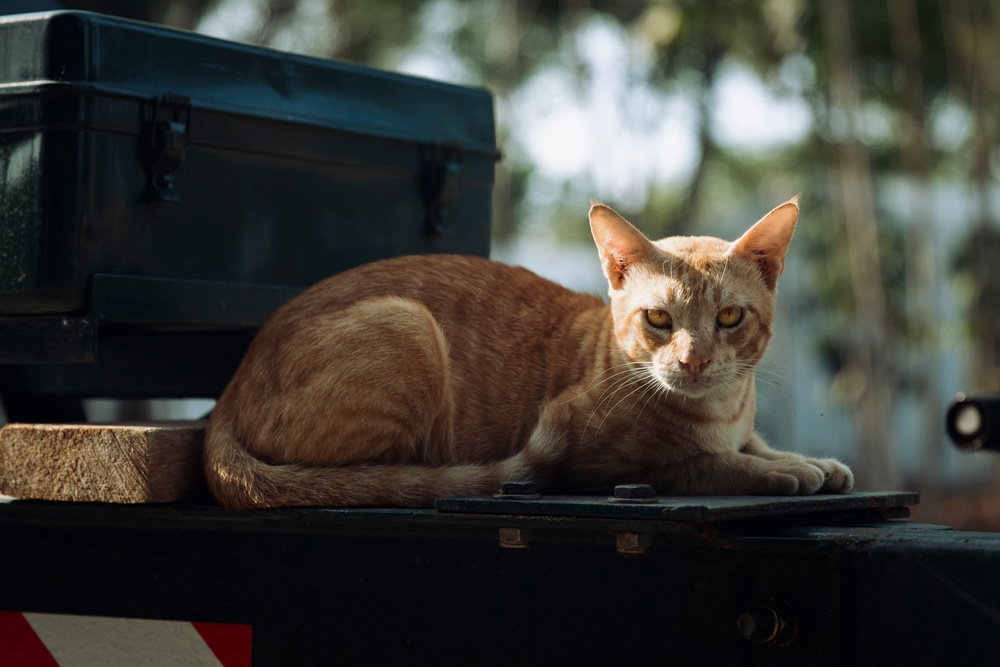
left=435, top=490, right=918, bottom=523
left=2, top=490, right=999, bottom=666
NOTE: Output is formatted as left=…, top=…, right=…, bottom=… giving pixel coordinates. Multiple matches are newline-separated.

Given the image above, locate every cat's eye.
left=645, top=308, right=672, bottom=329
left=717, top=307, right=743, bottom=328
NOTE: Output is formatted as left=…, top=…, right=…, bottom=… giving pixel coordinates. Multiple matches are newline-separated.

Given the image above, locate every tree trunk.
left=887, top=0, right=942, bottom=489
left=820, top=1, right=896, bottom=490
left=942, top=0, right=1000, bottom=391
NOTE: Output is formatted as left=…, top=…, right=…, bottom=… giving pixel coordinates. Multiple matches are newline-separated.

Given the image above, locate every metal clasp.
left=147, top=94, right=191, bottom=203
left=421, top=143, right=463, bottom=237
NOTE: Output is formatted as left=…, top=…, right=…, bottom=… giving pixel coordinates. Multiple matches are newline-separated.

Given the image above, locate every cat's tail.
left=202, top=419, right=549, bottom=509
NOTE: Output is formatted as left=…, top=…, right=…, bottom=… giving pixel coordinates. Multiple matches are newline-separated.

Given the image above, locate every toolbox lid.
left=0, top=10, right=497, bottom=156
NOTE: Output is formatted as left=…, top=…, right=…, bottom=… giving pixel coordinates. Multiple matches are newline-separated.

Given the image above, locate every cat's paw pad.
left=806, top=457, right=854, bottom=493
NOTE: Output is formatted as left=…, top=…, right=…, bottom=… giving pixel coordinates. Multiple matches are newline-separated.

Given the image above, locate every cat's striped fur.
left=204, top=197, right=853, bottom=508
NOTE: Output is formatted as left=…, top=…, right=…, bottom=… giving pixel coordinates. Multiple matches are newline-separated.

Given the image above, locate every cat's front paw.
left=806, top=457, right=854, bottom=493
left=761, top=459, right=825, bottom=495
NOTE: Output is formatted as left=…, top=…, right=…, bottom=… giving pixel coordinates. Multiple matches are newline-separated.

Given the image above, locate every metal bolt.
left=498, top=527, right=536, bottom=551
left=494, top=480, right=541, bottom=499
left=736, top=599, right=798, bottom=647
left=609, top=483, right=657, bottom=503
left=495, top=482, right=539, bottom=550
left=616, top=532, right=653, bottom=557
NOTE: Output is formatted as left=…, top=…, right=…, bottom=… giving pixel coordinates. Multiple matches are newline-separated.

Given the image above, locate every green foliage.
left=52, top=0, right=1000, bottom=386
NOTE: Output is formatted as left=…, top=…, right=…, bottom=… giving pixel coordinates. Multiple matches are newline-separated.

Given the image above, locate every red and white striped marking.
left=0, top=612, right=251, bottom=666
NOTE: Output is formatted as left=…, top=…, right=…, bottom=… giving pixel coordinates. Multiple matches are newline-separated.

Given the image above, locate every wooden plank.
left=0, top=422, right=206, bottom=503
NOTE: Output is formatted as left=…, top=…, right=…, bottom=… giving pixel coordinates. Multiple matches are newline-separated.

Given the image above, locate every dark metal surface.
left=0, top=494, right=997, bottom=666
left=436, top=490, right=918, bottom=522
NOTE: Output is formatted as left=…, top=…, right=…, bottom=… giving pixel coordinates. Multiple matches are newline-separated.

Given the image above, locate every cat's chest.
left=570, top=389, right=755, bottom=461
left=654, top=408, right=753, bottom=457
left=682, top=417, right=755, bottom=454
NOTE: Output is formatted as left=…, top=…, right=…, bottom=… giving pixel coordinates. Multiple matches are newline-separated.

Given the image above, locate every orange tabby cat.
left=204, top=197, right=853, bottom=508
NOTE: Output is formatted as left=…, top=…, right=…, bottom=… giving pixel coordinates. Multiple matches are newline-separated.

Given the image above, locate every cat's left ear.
left=589, top=202, right=656, bottom=291
left=731, top=196, right=799, bottom=289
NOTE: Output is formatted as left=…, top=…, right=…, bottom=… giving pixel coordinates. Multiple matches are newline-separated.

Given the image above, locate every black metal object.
left=0, top=11, right=498, bottom=416
left=3, top=491, right=997, bottom=665
left=947, top=392, right=1000, bottom=452
left=436, top=490, right=917, bottom=522
left=147, top=93, right=191, bottom=203
left=610, top=482, right=657, bottom=501
left=737, top=598, right=799, bottom=646
left=422, top=143, right=465, bottom=236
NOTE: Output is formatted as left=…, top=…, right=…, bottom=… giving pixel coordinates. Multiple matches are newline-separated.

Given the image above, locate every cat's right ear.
left=589, top=203, right=655, bottom=291
left=731, top=196, right=799, bottom=290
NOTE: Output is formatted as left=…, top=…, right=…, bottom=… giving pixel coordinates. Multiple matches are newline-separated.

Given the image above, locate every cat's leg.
left=741, top=434, right=854, bottom=492
left=498, top=395, right=577, bottom=489
left=653, top=448, right=831, bottom=495
left=251, top=296, right=455, bottom=467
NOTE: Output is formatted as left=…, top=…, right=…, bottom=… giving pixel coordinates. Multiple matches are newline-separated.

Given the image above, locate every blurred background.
left=3, top=0, right=1000, bottom=528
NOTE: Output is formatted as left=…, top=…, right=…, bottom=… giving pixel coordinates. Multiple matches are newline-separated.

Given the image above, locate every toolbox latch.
left=147, top=94, right=191, bottom=203
left=422, top=144, right=463, bottom=237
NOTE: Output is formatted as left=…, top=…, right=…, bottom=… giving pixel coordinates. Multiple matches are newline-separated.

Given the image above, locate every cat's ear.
left=589, top=202, right=656, bottom=290
left=731, top=196, right=799, bottom=289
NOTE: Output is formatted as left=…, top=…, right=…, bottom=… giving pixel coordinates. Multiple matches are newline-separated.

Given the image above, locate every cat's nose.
left=679, top=356, right=711, bottom=378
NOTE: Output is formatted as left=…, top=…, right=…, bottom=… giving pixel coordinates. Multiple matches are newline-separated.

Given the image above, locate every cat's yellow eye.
left=645, top=308, right=672, bottom=329
left=717, top=307, right=743, bottom=328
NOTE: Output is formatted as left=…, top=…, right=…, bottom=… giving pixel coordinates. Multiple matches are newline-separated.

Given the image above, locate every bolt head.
left=613, top=483, right=656, bottom=500
left=737, top=600, right=798, bottom=646
left=499, top=527, right=537, bottom=550
left=498, top=480, right=538, bottom=495
left=614, top=483, right=655, bottom=499
left=616, top=531, right=653, bottom=557
left=737, top=608, right=779, bottom=643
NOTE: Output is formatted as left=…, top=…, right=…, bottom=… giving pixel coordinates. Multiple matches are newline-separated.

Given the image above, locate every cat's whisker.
left=590, top=363, right=651, bottom=389
left=594, top=373, right=660, bottom=435
left=588, top=368, right=649, bottom=413
left=592, top=367, right=654, bottom=412
left=583, top=373, right=650, bottom=435
left=632, top=377, right=666, bottom=429
left=556, top=361, right=649, bottom=406
left=732, top=361, right=792, bottom=396
left=583, top=361, right=659, bottom=435
left=724, top=366, right=795, bottom=413
left=752, top=364, right=789, bottom=379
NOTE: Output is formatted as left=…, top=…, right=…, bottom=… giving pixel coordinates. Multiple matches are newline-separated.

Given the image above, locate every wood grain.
left=0, top=422, right=206, bottom=503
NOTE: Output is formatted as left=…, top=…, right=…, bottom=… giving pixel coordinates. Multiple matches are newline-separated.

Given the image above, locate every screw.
left=609, top=483, right=657, bottom=503
left=494, top=480, right=541, bottom=499
left=616, top=532, right=653, bottom=557
left=498, top=527, right=536, bottom=551
left=736, top=599, right=798, bottom=647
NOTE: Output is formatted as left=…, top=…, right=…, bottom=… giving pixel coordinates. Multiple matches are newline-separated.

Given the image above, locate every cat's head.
left=589, top=198, right=798, bottom=399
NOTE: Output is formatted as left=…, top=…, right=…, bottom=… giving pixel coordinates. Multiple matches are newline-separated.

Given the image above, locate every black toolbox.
left=0, top=11, right=497, bottom=418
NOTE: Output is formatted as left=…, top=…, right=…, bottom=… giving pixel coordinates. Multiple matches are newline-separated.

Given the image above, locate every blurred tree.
left=945, top=1, right=1000, bottom=392
left=817, top=1, right=893, bottom=489
left=887, top=0, right=941, bottom=487
left=9, top=0, right=1000, bottom=488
